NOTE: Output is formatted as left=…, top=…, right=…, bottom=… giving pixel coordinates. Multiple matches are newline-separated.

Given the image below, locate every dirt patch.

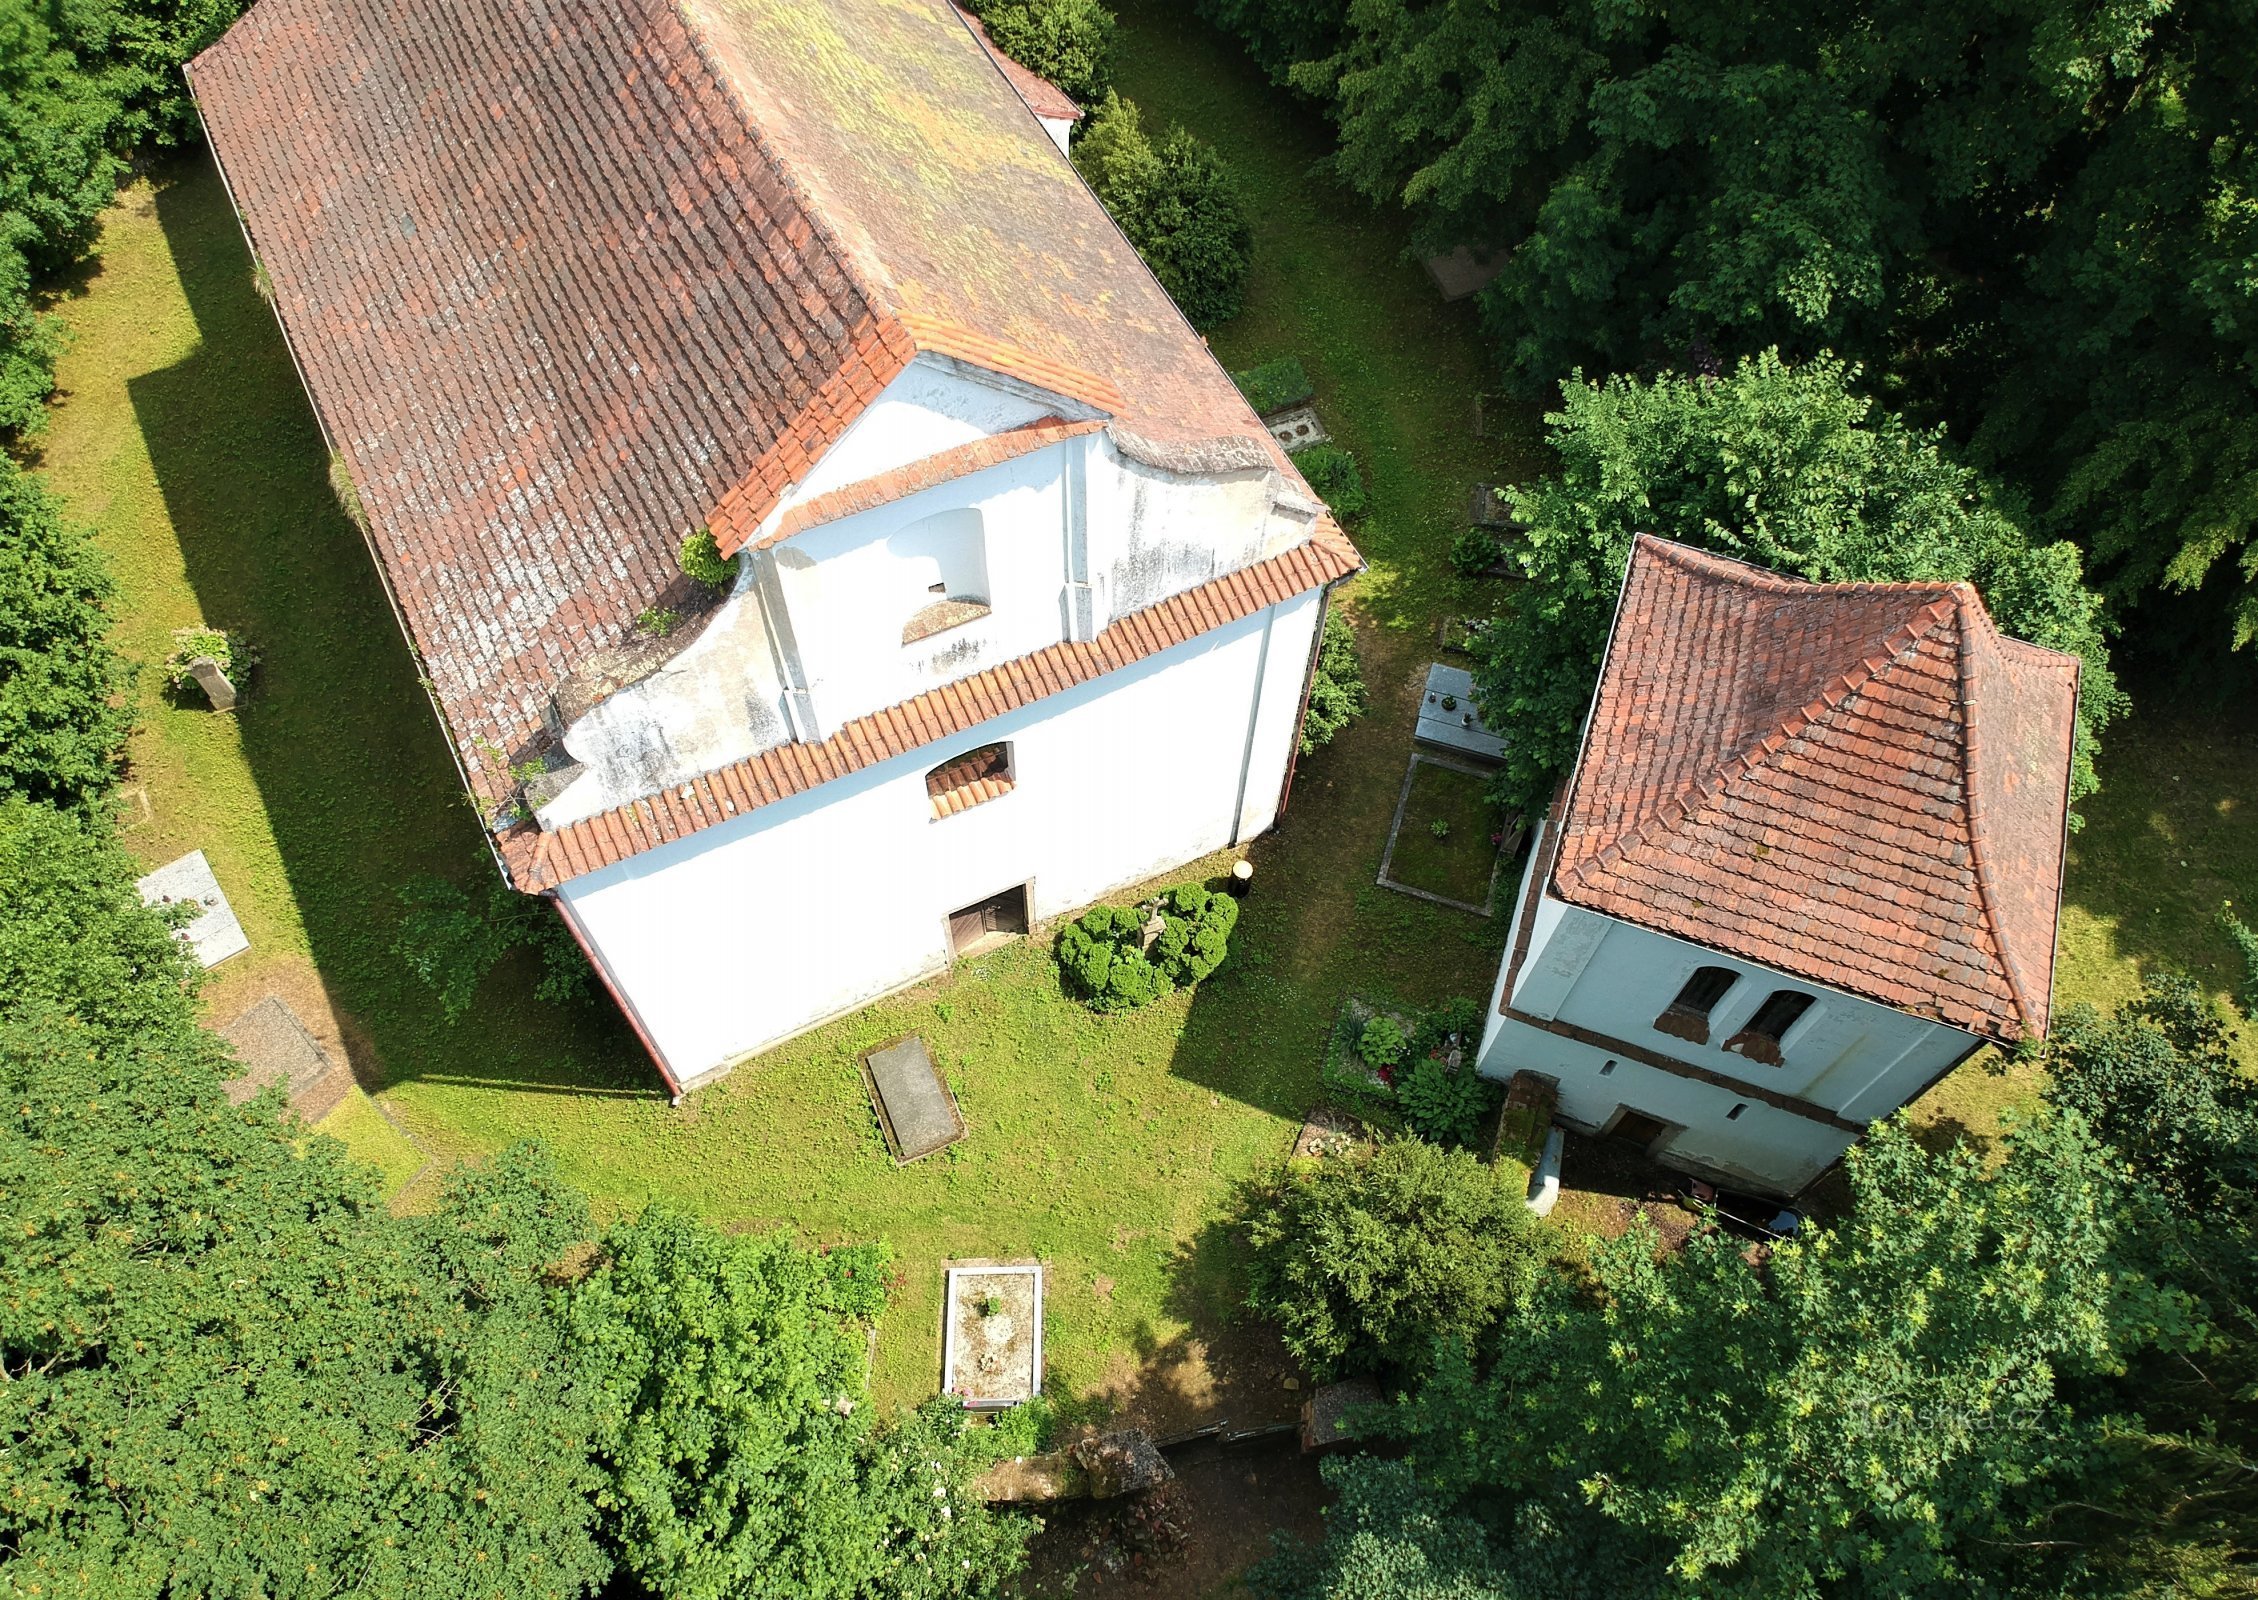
left=200, top=953, right=384, bottom=1093
left=1014, top=1436, right=1328, bottom=1598
left=1085, top=1317, right=1304, bottom=1442
left=1547, top=1129, right=1700, bottom=1251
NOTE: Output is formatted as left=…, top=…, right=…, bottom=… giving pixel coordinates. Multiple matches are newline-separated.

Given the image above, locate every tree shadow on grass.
left=125, top=156, right=658, bottom=1102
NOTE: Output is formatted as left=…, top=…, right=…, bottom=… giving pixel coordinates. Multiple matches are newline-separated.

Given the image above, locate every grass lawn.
left=32, top=6, right=1525, bottom=1424
left=31, top=0, right=2257, bottom=1444
left=1381, top=759, right=1504, bottom=910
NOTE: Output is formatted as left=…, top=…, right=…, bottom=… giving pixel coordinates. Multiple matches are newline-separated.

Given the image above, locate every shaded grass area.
left=38, top=14, right=1527, bottom=1423
left=1382, top=759, right=1502, bottom=908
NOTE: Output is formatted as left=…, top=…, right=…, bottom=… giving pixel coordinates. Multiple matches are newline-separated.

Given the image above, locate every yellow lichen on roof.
left=683, top=0, right=1259, bottom=448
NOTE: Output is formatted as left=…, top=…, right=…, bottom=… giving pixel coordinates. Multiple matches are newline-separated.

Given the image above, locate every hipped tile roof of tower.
left=1551, top=536, right=2080, bottom=1046
left=186, top=0, right=1345, bottom=823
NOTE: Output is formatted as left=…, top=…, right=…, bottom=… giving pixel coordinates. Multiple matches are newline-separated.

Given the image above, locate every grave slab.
left=861, top=1034, right=964, bottom=1162
left=1415, top=664, right=1508, bottom=764
left=221, top=995, right=352, bottom=1121
left=1422, top=245, right=1509, bottom=301
left=135, top=849, right=249, bottom=968
left=943, top=1262, right=1044, bottom=1409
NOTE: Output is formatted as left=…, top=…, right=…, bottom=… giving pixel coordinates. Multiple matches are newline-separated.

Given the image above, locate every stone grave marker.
left=221, top=995, right=353, bottom=1121
left=135, top=849, right=250, bottom=968
left=189, top=655, right=238, bottom=710
left=860, top=1034, right=964, bottom=1163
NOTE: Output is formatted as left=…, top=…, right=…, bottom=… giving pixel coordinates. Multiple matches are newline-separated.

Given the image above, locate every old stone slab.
left=1264, top=403, right=1328, bottom=453
left=861, top=1034, right=963, bottom=1162
left=220, top=995, right=352, bottom=1121
left=943, top=1263, right=1043, bottom=1409
left=1414, top=664, right=1508, bottom=765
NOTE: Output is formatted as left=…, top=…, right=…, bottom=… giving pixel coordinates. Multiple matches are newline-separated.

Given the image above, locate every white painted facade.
left=1476, top=825, right=1982, bottom=1196
left=539, top=357, right=1315, bottom=826
left=533, top=354, right=1334, bottom=1087
left=562, top=591, right=1319, bottom=1080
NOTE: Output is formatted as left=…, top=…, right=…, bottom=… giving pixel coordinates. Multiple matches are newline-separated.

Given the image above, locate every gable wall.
left=1475, top=825, right=1983, bottom=1194
left=558, top=589, right=1318, bottom=1080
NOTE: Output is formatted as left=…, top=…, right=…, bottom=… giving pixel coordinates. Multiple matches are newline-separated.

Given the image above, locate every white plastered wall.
left=561, top=589, right=1321, bottom=1083
left=1476, top=823, right=1980, bottom=1194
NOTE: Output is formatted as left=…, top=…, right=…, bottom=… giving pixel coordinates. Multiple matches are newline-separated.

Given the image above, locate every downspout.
left=550, top=893, right=683, bottom=1102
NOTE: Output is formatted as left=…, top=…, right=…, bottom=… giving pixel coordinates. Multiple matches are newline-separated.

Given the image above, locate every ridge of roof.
left=1548, top=535, right=2079, bottom=1044
left=950, top=2, right=1083, bottom=123
left=504, top=516, right=1361, bottom=889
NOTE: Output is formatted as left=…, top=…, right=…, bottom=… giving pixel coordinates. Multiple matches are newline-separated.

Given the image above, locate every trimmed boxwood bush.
left=1232, top=356, right=1314, bottom=418
left=1056, top=883, right=1239, bottom=1011
left=1290, top=442, right=1365, bottom=520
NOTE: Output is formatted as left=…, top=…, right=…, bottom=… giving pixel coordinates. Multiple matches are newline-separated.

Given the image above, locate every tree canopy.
left=1202, top=0, right=2258, bottom=650
left=1468, top=350, right=2122, bottom=819
left=1073, top=91, right=1255, bottom=331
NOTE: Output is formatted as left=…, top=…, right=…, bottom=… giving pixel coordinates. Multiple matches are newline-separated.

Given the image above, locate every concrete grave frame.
left=941, top=1261, right=1044, bottom=1410
left=1376, top=753, right=1505, bottom=917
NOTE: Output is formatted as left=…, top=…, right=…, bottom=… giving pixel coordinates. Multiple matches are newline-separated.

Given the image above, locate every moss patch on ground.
left=309, top=1087, right=429, bottom=1198
left=1383, top=760, right=1503, bottom=909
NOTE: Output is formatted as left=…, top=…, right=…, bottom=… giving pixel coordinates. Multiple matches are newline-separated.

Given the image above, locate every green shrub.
left=1243, top=1137, right=1546, bottom=1378
left=1298, top=608, right=1367, bottom=756
left=971, top=0, right=1116, bottom=103
left=678, top=526, right=740, bottom=589
left=1233, top=356, right=1314, bottom=417
left=1397, top=1056, right=1495, bottom=1148
left=395, top=874, right=592, bottom=1021
left=1056, top=884, right=1237, bottom=1010
left=1412, top=996, right=1483, bottom=1059
left=0, top=458, right=132, bottom=814
left=1073, top=94, right=1253, bottom=331
left=2220, top=903, right=2258, bottom=1019
left=1290, top=442, right=1365, bottom=520
left=161, top=624, right=257, bottom=692
left=1449, top=526, right=1505, bottom=578
left=1355, top=1015, right=1407, bottom=1072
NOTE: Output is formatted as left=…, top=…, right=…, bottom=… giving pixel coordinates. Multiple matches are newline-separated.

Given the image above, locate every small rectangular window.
left=1726, top=1102, right=1746, bottom=1121
left=1654, top=964, right=1739, bottom=1045
left=1724, top=990, right=1815, bottom=1066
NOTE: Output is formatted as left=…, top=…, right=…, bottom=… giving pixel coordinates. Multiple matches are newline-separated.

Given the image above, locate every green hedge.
left=1290, top=441, right=1365, bottom=520
left=1232, top=356, right=1314, bottom=417
left=1055, top=883, right=1239, bottom=1011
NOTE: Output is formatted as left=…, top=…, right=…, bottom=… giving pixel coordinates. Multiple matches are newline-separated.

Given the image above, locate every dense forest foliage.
left=1200, top=0, right=2258, bottom=659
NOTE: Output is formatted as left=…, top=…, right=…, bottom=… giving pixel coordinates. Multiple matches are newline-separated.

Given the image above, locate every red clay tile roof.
left=501, top=519, right=1360, bottom=890
left=953, top=3, right=1083, bottom=124
left=1550, top=536, right=2079, bottom=1045
left=186, top=0, right=1302, bottom=811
